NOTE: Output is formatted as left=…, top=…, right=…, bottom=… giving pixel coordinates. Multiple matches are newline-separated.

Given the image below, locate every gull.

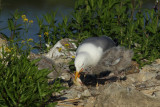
left=74, top=36, right=116, bottom=80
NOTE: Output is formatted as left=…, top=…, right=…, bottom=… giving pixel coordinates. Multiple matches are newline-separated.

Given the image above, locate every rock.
left=132, top=59, right=160, bottom=82
left=59, top=72, right=72, bottom=81
left=84, top=97, right=96, bottom=107
left=125, top=60, right=160, bottom=98
left=37, top=56, right=55, bottom=70
left=81, top=89, right=91, bottom=97
left=138, top=71, right=157, bottom=82
left=154, top=91, right=160, bottom=98
left=28, top=52, right=41, bottom=60
left=47, top=71, right=60, bottom=79
left=0, top=35, right=8, bottom=56
left=141, top=63, right=160, bottom=73
left=28, top=39, right=77, bottom=80
left=155, top=75, right=160, bottom=80
left=125, top=61, right=140, bottom=74
left=94, top=83, right=160, bottom=107
left=43, top=38, right=77, bottom=80
left=0, top=35, right=7, bottom=47
left=45, top=38, right=77, bottom=61
left=140, top=89, right=156, bottom=97
left=52, top=58, right=160, bottom=107
left=61, top=85, right=90, bottom=99
left=37, top=56, right=72, bottom=80
left=155, top=59, right=160, bottom=64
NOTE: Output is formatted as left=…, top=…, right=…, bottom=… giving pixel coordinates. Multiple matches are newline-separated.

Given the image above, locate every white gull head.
left=74, top=52, right=90, bottom=73
left=74, top=43, right=104, bottom=73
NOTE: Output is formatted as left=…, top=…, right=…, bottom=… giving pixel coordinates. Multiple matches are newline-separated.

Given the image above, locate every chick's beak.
left=75, top=68, right=83, bottom=80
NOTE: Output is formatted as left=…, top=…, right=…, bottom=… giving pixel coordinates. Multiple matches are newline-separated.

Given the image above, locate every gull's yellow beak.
left=75, top=68, right=83, bottom=80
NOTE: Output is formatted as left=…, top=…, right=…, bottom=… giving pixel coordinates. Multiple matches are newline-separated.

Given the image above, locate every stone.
left=154, top=91, right=160, bottom=98
left=125, top=61, right=140, bottom=74
left=94, top=83, right=160, bottom=107
left=84, top=97, right=96, bottom=107
left=36, top=56, right=55, bottom=70
left=47, top=71, right=60, bottom=79
left=59, top=72, right=72, bottom=81
left=28, top=52, right=41, bottom=60
left=155, top=59, right=160, bottom=64
left=45, top=38, right=77, bottom=61
left=0, top=35, right=8, bottom=56
left=138, top=71, right=157, bottom=82
left=42, top=38, right=77, bottom=80
left=155, top=75, right=160, bottom=80
left=81, top=89, right=91, bottom=97
left=51, top=58, right=160, bottom=107
left=141, top=62, right=160, bottom=73
left=60, top=85, right=89, bottom=99
left=28, top=39, right=77, bottom=80
left=134, top=59, right=160, bottom=82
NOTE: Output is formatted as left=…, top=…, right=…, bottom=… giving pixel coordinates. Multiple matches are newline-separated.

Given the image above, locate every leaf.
left=8, top=18, right=14, bottom=31
left=4, top=85, right=16, bottom=106
left=37, top=82, right=42, bottom=101
left=45, top=102, right=57, bottom=107
left=146, top=26, right=155, bottom=34
left=0, top=33, right=9, bottom=41
left=15, top=24, right=23, bottom=30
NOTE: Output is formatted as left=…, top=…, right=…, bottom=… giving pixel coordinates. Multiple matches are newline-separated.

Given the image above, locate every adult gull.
left=74, top=36, right=116, bottom=80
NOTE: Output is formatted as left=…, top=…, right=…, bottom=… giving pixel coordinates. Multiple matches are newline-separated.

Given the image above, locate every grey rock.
left=53, top=59, right=160, bottom=107
left=81, top=89, right=91, bottom=97
left=59, top=72, right=71, bottom=81
left=28, top=56, right=69, bottom=80
left=61, top=85, right=90, bottom=99
left=47, top=71, right=60, bottom=79
left=94, top=83, right=160, bottom=107
left=37, top=56, right=55, bottom=70
left=141, top=63, right=160, bottom=73
left=45, top=38, right=77, bottom=60
left=155, top=75, right=160, bottom=80
left=154, top=91, right=160, bottom=98
left=42, top=38, right=76, bottom=80
left=138, top=71, right=157, bottom=82
left=84, top=97, right=96, bottom=107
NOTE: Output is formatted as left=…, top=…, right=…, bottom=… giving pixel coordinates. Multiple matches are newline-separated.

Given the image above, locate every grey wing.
left=81, top=36, right=116, bottom=51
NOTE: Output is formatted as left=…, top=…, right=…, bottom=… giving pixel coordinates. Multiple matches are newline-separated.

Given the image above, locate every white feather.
left=75, top=43, right=103, bottom=72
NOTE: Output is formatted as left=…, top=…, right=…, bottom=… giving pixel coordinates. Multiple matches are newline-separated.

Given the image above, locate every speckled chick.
left=90, top=46, right=134, bottom=76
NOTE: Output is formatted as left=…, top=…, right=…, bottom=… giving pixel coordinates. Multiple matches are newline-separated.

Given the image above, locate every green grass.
left=0, top=48, right=63, bottom=107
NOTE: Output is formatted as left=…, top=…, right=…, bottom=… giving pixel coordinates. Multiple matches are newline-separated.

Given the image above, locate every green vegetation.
left=0, top=0, right=160, bottom=106
left=0, top=47, right=63, bottom=106
left=34, top=0, right=160, bottom=66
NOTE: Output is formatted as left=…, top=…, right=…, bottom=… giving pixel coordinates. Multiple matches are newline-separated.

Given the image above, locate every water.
left=0, top=0, right=75, bottom=53
left=0, top=0, right=74, bottom=37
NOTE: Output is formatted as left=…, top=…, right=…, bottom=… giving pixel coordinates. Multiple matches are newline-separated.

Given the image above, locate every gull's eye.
left=80, top=63, right=84, bottom=68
